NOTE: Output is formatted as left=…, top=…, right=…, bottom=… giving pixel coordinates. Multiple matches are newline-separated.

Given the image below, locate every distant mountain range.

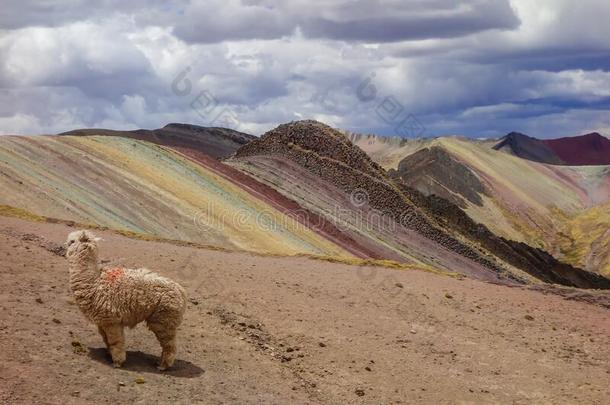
left=350, top=131, right=610, bottom=277
left=60, top=123, right=256, bottom=158
left=1, top=122, right=609, bottom=288
left=493, top=131, right=610, bottom=165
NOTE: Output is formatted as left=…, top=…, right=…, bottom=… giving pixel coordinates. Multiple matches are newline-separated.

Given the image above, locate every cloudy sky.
left=1, top=0, right=609, bottom=138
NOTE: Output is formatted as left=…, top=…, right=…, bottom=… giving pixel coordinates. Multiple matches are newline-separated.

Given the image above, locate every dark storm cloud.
left=166, top=0, right=520, bottom=44
left=300, top=0, right=519, bottom=42
left=167, top=1, right=294, bottom=43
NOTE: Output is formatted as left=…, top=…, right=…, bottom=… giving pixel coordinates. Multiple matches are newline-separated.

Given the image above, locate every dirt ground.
left=0, top=216, right=609, bottom=404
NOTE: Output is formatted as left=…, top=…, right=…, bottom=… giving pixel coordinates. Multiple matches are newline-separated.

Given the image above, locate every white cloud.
left=0, top=0, right=608, bottom=138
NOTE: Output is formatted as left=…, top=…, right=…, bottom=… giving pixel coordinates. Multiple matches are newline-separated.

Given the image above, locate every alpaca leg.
left=103, top=324, right=126, bottom=368
left=97, top=325, right=109, bottom=349
left=148, top=322, right=177, bottom=371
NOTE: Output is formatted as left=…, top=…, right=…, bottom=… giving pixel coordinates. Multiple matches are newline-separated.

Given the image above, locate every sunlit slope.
left=350, top=134, right=610, bottom=272
left=558, top=201, right=610, bottom=276
left=0, top=135, right=348, bottom=257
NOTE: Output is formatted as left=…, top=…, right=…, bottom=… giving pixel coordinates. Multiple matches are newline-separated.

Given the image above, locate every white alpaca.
left=65, top=230, right=187, bottom=370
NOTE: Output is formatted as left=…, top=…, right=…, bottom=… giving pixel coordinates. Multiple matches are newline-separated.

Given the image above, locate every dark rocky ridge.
left=236, top=120, right=610, bottom=289
left=396, top=186, right=610, bottom=289
left=493, top=131, right=610, bottom=166
left=235, top=120, right=515, bottom=281
left=493, top=132, right=564, bottom=164
left=388, top=146, right=488, bottom=208
left=60, top=123, right=256, bottom=158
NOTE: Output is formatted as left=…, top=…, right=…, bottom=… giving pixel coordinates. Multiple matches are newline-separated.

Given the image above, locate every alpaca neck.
left=69, top=249, right=100, bottom=292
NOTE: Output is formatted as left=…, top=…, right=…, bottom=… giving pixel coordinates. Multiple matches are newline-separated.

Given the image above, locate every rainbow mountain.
left=1, top=121, right=609, bottom=288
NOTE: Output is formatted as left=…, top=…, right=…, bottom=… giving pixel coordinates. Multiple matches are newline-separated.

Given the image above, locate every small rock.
left=134, top=376, right=146, bottom=384
left=118, top=382, right=126, bottom=387
left=35, top=298, right=43, bottom=304
left=318, top=342, right=326, bottom=347
left=524, top=315, right=534, bottom=321
left=355, top=389, right=365, bottom=396
left=410, top=329, right=417, bottom=334
left=286, top=347, right=294, bottom=352
left=445, top=293, right=453, bottom=299
left=395, top=282, right=404, bottom=288
left=189, top=298, right=199, bottom=305
left=52, top=318, right=61, bottom=324
left=71, top=340, right=88, bottom=354
left=365, top=366, right=372, bottom=371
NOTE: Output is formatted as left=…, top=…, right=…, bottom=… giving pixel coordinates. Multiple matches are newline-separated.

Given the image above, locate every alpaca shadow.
left=88, top=347, right=204, bottom=378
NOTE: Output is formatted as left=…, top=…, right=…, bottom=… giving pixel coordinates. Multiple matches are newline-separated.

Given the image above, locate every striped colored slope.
left=349, top=133, right=610, bottom=274
left=0, top=135, right=349, bottom=257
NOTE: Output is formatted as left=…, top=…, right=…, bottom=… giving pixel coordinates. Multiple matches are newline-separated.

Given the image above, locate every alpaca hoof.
left=157, top=359, right=173, bottom=371
left=113, top=362, right=123, bottom=368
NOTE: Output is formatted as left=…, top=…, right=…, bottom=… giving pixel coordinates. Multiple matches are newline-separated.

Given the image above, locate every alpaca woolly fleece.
left=65, top=230, right=187, bottom=370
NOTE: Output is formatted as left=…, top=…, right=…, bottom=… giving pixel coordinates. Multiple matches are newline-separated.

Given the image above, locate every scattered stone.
left=52, top=318, right=61, bottom=324
left=365, top=366, right=372, bottom=371
left=395, top=282, right=404, bottom=288
left=281, top=355, right=292, bottom=362
left=410, top=329, right=417, bottom=334
left=35, top=298, right=43, bottom=304
left=286, top=347, right=294, bottom=352
left=189, top=298, right=199, bottom=305
left=318, top=342, right=326, bottom=347
left=445, top=293, right=453, bottom=299
left=134, top=376, right=146, bottom=384
left=524, top=315, right=534, bottom=321
left=118, top=382, right=126, bottom=387
left=355, top=389, right=365, bottom=396
left=71, top=340, right=88, bottom=354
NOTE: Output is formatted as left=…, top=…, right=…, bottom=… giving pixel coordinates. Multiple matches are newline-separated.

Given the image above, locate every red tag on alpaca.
left=104, top=267, right=125, bottom=283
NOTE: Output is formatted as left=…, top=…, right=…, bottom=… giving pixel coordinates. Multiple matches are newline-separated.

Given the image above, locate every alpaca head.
left=65, top=230, right=102, bottom=261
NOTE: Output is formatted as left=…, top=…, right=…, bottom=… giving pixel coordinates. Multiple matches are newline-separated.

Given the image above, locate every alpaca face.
left=65, top=230, right=101, bottom=259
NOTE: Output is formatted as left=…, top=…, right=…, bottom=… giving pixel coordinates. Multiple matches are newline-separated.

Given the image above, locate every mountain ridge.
left=59, top=123, right=256, bottom=158
left=232, top=120, right=609, bottom=288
